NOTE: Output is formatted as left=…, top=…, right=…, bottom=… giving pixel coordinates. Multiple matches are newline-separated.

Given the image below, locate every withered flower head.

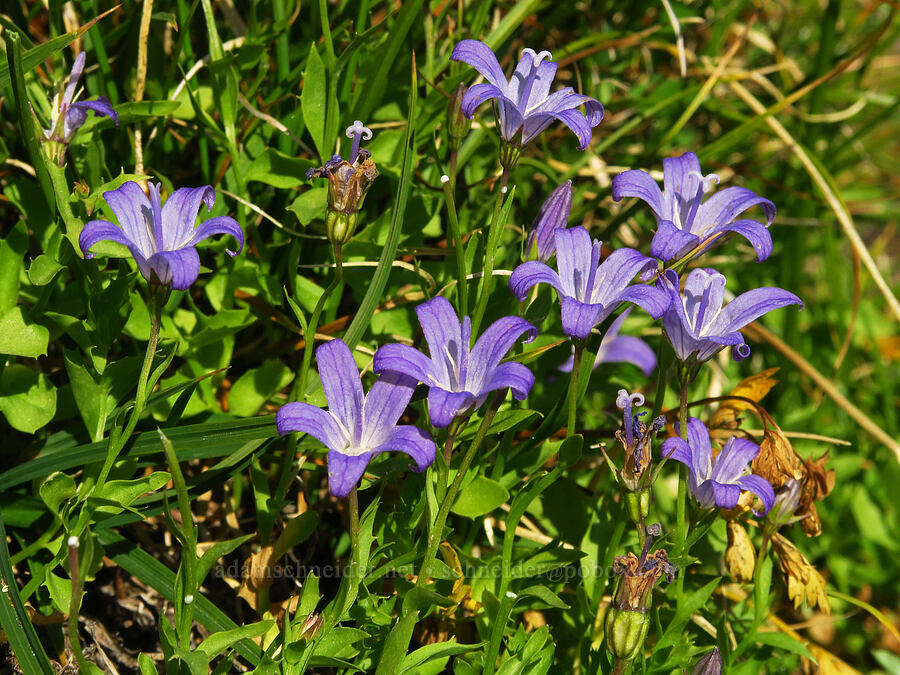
left=615, top=389, right=666, bottom=493
left=725, top=520, right=756, bottom=584
left=605, top=524, right=675, bottom=662
left=771, top=532, right=830, bottom=614
left=306, top=121, right=378, bottom=244
left=691, top=647, right=723, bottom=675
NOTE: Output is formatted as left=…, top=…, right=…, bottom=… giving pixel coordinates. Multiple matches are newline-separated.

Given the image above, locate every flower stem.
left=567, top=342, right=584, bottom=436
left=470, top=169, right=510, bottom=337
left=67, top=537, right=89, bottom=673
left=96, top=291, right=163, bottom=489
left=441, top=175, right=468, bottom=317
left=417, top=396, right=502, bottom=587
left=674, top=374, right=691, bottom=595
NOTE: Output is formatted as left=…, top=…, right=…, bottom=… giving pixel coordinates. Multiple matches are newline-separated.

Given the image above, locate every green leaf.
left=228, top=359, right=293, bottom=417
left=0, top=364, right=56, bottom=433
left=38, top=471, right=77, bottom=518
left=272, top=511, right=319, bottom=561
left=26, top=255, right=64, bottom=286
left=375, top=612, right=419, bottom=675
left=451, top=476, right=509, bottom=519
left=44, top=570, right=72, bottom=614
left=314, top=626, right=369, bottom=660
left=301, top=44, right=328, bottom=160
left=512, top=548, right=585, bottom=578
left=753, top=632, right=813, bottom=660
left=196, top=621, right=275, bottom=658
left=399, top=640, right=483, bottom=673
left=64, top=353, right=112, bottom=441
left=0, top=307, right=49, bottom=358
left=92, top=472, right=172, bottom=511
left=517, top=585, right=570, bottom=610
left=247, top=149, right=315, bottom=189
left=196, top=534, right=254, bottom=585
left=0, top=515, right=55, bottom=674
left=287, top=188, right=328, bottom=225
left=137, top=653, right=159, bottom=675
left=0, top=221, right=27, bottom=312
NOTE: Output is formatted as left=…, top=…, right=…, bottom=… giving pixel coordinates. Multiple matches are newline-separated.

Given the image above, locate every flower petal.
left=70, top=97, right=118, bottom=124
left=373, top=425, right=436, bottom=473
left=185, top=216, right=244, bottom=256
left=450, top=39, right=509, bottom=91
left=327, top=450, right=372, bottom=498
left=479, top=361, right=534, bottom=402
left=560, top=296, right=605, bottom=340
left=460, top=83, right=509, bottom=118
left=716, top=287, right=803, bottom=335
left=79, top=219, right=134, bottom=258
left=415, top=296, right=463, bottom=387
left=661, top=436, right=692, bottom=468
left=616, top=284, right=670, bottom=320
left=147, top=247, right=200, bottom=290
left=508, top=261, right=563, bottom=301
left=523, top=107, right=593, bottom=149
left=469, top=315, right=537, bottom=383
left=709, top=480, right=741, bottom=509
left=695, top=186, right=776, bottom=230
left=737, top=474, right=776, bottom=514
left=682, top=417, right=713, bottom=480
left=711, top=437, right=760, bottom=484
left=662, top=152, right=702, bottom=200
left=516, top=58, right=558, bottom=109
left=592, top=248, right=659, bottom=302
left=701, top=218, right=773, bottom=262
left=62, top=52, right=86, bottom=108
left=611, top=170, right=664, bottom=217
left=361, top=371, right=417, bottom=448
left=315, top=339, right=365, bottom=442
left=104, top=181, right=154, bottom=257
left=599, top=335, right=657, bottom=376
left=161, top=186, right=216, bottom=249
left=528, top=180, right=572, bottom=262
left=373, top=343, right=434, bottom=384
left=650, top=220, right=699, bottom=261
left=276, top=401, right=346, bottom=451
left=554, top=227, right=593, bottom=299
left=428, top=387, right=475, bottom=429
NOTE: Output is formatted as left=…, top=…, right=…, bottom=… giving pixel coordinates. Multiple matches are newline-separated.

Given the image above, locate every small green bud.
left=448, top=83, right=472, bottom=148
left=625, top=489, right=650, bottom=526
left=604, top=607, right=649, bottom=662
left=326, top=208, right=358, bottom=245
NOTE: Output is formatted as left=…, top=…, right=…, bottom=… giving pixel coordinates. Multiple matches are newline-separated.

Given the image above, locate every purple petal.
left=616, top=284, right=670, bottom=320
left=693, top=331, right=746, bottom=362
left=361, top=371, right=417, bottom=448
left=508, top=261, right=563, bottom=301
left=315, top=339, right=365, bottom=442
left=478, top=361, right=534, bottom=402
left=560, top=296, right=605, bottom=340
left=276, top=401, right=346, bottom=451
left=661, top=436, right=692, bottom=468
left=62, top=52, right=86, bottom=109
left=185, top=216, right=244, bottom=256
left=650, top=220, right=700, bottom=261
left=460, top=83, right=509, bottom=118
left=79, top=219, right=134, bottom=258
left=611, top=170, right=664, bottom=217
left=524, top=107, right=593, bottom=149
left=327, top=450, right=372, bottom=498
left=496, top=98, right=525, bottom=142
left=160, top=186, right=216, bottom=249
left=736, top=474, right=776, bottom=514
left=600, top=336, right=656, bottom=376
left=716, top=287, right=803, bottom=335
left=69, top=97, right=118, bottom=125
left=662, top=152, right=702, bottom=199
left=147, top=248, right=200, bottom=290
left=683, top=417, right=712, bottom=480
left=710, top=437, right=760, bottom=484
left=695, top=186, right=776, bottom=230
left=554, top=227, right=594, bottom=299
left=709, top=480, right=741, bottom=509
left=514, top=58, right=558, bottom=109
left=373, top=425, right=436, bottom=473
left=104, top=182, right=154, bottom=257
left=469, top=315, right=537, bottom=380
left=373, top=343, right=434, bottom=384
left=428, top=387, right=475, bottom=429
left=450, top=40, right=509, bottom=91
left=705, top=218, right=773, bottom=262
left=592, top=248, right=659, bottom=301
left=415, top=296, right=464, bottom=386
left=584, top=99, right=605, bottom=127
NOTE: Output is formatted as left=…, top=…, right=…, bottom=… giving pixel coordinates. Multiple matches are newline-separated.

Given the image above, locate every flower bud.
left=691, top=647, right=722, bottom=675
left=297, top=613, right=323, bottom=642
left=526, top=180, right=572, bottom=262
left=604, top=606, right=649, bottom=662
left=624, top=489, right=649, bottom=526
left=447, top=83, right=471, bottom=148
left=326, top=209, right=358, bottom=246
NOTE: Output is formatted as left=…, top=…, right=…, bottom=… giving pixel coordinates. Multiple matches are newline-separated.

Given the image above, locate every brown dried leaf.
left=237, top=545, right=275, bottom=611
left=710, top=367, right=780, bottom=428
left=725, top=521, right=756, bottom=584
left=771, top=533, right=830, bottom=614
left=752, top=421, right=805, bottom=489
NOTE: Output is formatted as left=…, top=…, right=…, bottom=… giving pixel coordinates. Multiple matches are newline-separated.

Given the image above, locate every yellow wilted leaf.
left=803, top=644, right=862, bottom=675
left=771, top=533, right=830, bottom=614
left=710, top=367, right=780, bottom=428
left=238, top=545, right=275, bottom=611
left=725, top=521, right=756, bottom=584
